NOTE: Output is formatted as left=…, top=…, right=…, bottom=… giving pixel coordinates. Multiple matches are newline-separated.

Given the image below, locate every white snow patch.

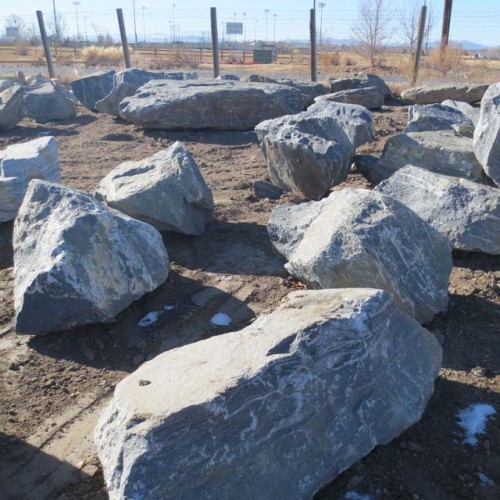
left=457, top=403, right=496, bottom=445
left=210, top=312, right=232, bottom=326
left=138, top=311, right=160, bottom=328
left=164, top=304, right=175, bottom=311
left=478, top=473, right=495, bottom=487
left=345, top=492, right=372, bottom=500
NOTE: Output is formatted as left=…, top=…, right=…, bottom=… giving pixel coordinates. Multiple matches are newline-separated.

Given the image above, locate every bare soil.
left=0, top=102, right=499, bottom=500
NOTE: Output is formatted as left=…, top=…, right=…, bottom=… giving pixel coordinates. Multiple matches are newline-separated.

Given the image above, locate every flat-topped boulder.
left=401, top=83, right=488, bottom=105
left=95, top=142, right=214, bottom=235
left=376, top=165, right=500, bottom=255
left=0, top=85, right=25, bottom=131
left=24, top=82, right=77, bottom=122
left=14, top=180, right=170, bottom=335
left=378, top=130, right=486, bottom=183
left=0, top=137, right=60, bottom=222
left=95, top=68, right=197, bottom=116
left=405, top=103, right=475, bottom=135
left=473, top=82, right=500, bottom=187
left=328, top=73, right=391, bottom=98
left=119, top=80, right=308, bottom=130
left=70, top=70, right=115, bottom=111
left=271, top=188, right=452, bottom=323
left=316, top=86, right=384, bottom=110
left=255, top=102, right=368, bottom=199
left=95, top=287, right=441, bottom=500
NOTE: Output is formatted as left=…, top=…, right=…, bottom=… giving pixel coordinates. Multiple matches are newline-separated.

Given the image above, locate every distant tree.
left=26, top=22, right=41, bottom=45
left=352, top=0, right=392, bottom=67
left=399, top=1, right=435, bottom=56
left=92, top=24, right=114, bottom=47
left=48, top=13, right=67, bottom=44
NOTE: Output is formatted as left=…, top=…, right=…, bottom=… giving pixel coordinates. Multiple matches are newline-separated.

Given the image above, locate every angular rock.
left=256, top=103, right=359, bottom=199
left=379, top=131, right=486, bottom=183
left=95, top=68, right=197, bottom=116
left=317, top=86, right=384, bottom=110
left=277, top=188, right=452, bottom=323
left=14, top=180, right=170, bottom=335
left=0, top=79, right=13, bottom=92
left=0, top=137, right=60, bottom=222
left=24, top=83, right=77, bottom=123
left=401, top=83, right=488, bottom=105
left=329, top=73, right=391, bottom=98
left=95, top=142, right=213, bottom=235
left=70, top=70, right=116, bottom=111
left=473, top=82, right=500, bottom=187
left=246, top=75, right=278, bottom=83
left=0, top=85, right=25, bottom=131
left=95, top=287, right=441, bottom=500
left=215, top=74, right=240, bottom=81
left=252, top=180, right=283, bottom=200
left=405, top=103, right=475, bottom=135
left=267, top=198, right=327, bottom=260
left=284, top=81, right=326, bottom=105
left=441, top=100, right=480, bottom=126
left=376, top=165, right=500, bottom=255
left=119, top=80, right=307, bottom=130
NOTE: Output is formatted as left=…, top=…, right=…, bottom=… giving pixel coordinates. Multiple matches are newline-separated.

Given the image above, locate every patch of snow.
left=138, top=311, right=160, bottom=328
left=457, top=403, right=496, bottom=445
left=478, top=473, right=495, bottom=487
left=210, top=312, right=232, bottom=326
left=164, top=304, right=175, bottom=311
left=345, top=492, right=372, bottom=500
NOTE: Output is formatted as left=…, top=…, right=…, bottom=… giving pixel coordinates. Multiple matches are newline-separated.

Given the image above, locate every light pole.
left=273, top=14, right=277, bottom=45
left=132, top=0, right=138, bottom=47
left=172, top=3, right=176, bottom=43
left=264, top=9, right=269, bottom=43
left=319, top=2, right=326, bottom=47
left=142, top=6, right=146, bottom=44
left=254, top=19, right=258, bottom=43
left=52, top=0, right=59, bottom=45
left=233, top=12, right=237, bottom=44
left=243, top=12, right=246, bottom=44
left=73, top=1, right=81, bottom=43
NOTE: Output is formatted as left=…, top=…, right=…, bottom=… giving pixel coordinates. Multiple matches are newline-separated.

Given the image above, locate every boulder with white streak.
left=14, top=180, right=170, bottom=334
left=95, top=287, right=442, bottom=500
left=95, top=142, right=213, bottom=235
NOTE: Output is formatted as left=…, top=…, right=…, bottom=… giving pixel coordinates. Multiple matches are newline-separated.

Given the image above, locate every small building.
left=253, top=44, right=277, bottom=64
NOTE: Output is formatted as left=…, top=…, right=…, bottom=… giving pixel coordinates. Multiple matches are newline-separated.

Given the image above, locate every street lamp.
left=233, top=12, right=237, bottom=44
left=273, top=14, right=277, bottom=45
left=172, top=3, right=176, bottom=43
left=319, top=2, right=326, bottom=47
left=243, top=12, right=246, bottom=44
left=132, top=0, right=138, bottom=47
left=264, top=9, right=269, bottom=43
left=254, top=19, right=258, bottom=43
left=73, top=1, right=80, bottom=43
left=52, top=0, right=59, bottom=45
left=142, top=6, right=146, bottom=44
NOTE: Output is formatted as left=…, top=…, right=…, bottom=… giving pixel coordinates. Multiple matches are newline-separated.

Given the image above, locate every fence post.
left=211, top=7, right=220, bottom=78
left=116, top=8, right=132, bottom=68
left=310, top=9, right=317, bottom=82
left=36, top=11, right=55, bottom=79
left=412, top=5, right=427, bottom=85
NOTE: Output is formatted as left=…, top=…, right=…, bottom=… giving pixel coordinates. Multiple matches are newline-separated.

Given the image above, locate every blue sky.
left=1, top=0, right=499, bottom=46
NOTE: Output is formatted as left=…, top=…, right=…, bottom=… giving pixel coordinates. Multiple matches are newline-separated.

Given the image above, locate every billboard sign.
left=226, top=22, right=243, bottom=35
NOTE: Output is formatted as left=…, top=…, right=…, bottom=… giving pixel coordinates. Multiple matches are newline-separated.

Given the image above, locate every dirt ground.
left=0, top=98, right=499, bottom=500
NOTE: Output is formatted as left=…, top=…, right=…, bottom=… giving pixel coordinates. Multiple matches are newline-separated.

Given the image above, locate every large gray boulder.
left=473, top=82, right=500, bottom=187
left=376, top=165, right=500, bottom=255
left=316, top=86, right=384, bottom=110
left=401, top=83, right=488, bottom=105
left=328, top=73, right=391, bottom=99
left=256, top=102, right=363, bottom=199
left=14, top=180, right=170, bottom=335
left=95, top=68, right=197, bottom=116
left=273, top=188, right=452, bottom=323
left=0, top=85, right=25, bottom=131
left=378, top=131, right=486, bottom=183
left=441, top=99, right=480, bottom=126
left=119, top=80, right=307, bottom=130
left=24, top=82, right=77, bottom=123
left=245, top=76, right=326, bottom=104
left=95, top=142, right=213, bottom=235
left=0, top=137, right=60, bottom=222
left=70, top=70, right=115, bottom=111
left=405, top=103, right=475, bottom=135
left=95, top=287, right=442, bottom=500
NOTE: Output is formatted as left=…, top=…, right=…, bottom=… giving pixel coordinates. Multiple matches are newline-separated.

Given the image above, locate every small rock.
left=471, top=366, right=487, bottom=378
left=252, top=180, right=283, bottom=200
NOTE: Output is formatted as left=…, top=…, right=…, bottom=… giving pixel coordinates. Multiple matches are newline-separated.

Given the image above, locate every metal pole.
left=36, top=11, right=55, bottom=79
left=310, top=8, right=317, bottom=82
left=412, top=5, right=427, bottom=85
left=211, top=7, right=220, bottom=78
left=73, top=2, right=81, bottom=43
left=172, top=3, right=176, bottom=43
left=133, top=0, right=138, bottom=47
left=440, top=0, right=453, bottom=52
left=273, top=14, right=277, bottom=45
left=116, top=8, right=132, bottom=68
left=142, top=6, right=146, bottom=44
left=265, top=10, right=269, bottom=43
left=243, top=12, right=246, bottom=45
left=319, top=2, right=325, bottom=48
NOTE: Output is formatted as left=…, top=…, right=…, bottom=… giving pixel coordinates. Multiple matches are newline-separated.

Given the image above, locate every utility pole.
left=319, top=2, right=325, bottom=48
left=264, top=9, right=269, bottom=43
left=440, top=0, right=453, bottom=52
left=172, top=2, right=176, bottom=43
left=132, top=0, right=138, bottom=47
left=52, top=0, right=59, bottom=53
left=273, top=14, right=277, bottom=45
left=73, top=2, right=81, bottom=43
left=243, top=12, right=247, bottom=44
left=412, top=4, right=427, bottom=84
left=142, top=6, right=146, bottom=44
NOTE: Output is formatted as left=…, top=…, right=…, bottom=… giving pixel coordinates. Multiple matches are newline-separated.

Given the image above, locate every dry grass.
left=81, top=46, right=128, bottom=67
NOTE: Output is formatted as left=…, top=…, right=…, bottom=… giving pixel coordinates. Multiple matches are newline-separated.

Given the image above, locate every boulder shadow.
left=162, top=220, right=287, bottom=278
left=143, top=128, right=259, bottom=147
left=452, top=250, right=500, bottom=273
left=27, top=272, right=255, bottom=370
left=0, top=221, right=13, bottom=269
